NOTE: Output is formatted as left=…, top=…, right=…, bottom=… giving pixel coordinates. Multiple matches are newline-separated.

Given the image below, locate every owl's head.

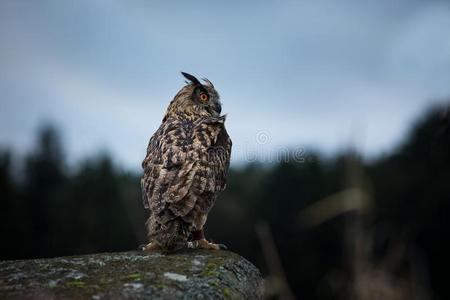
left=164, top=72, right=222, bottom=121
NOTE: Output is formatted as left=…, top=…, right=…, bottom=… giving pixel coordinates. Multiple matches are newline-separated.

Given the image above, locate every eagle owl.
left=141, top=72, right=232, bottom=252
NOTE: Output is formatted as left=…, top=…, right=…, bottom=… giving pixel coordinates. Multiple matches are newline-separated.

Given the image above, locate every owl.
left=141, top=72, right=232, bottom=252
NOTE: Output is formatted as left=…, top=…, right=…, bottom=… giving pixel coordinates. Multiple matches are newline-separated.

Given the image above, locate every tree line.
left=1, top=104, right=449, bottom=299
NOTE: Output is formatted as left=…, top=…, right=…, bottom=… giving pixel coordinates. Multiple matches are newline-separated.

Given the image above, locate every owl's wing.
left=141, top=116, right=231, bottom=219
left=173, top=116, right=232, bottom=219
left=141, top=119, right=195, bottom=214
left=192, top=116, right=232, bottom=195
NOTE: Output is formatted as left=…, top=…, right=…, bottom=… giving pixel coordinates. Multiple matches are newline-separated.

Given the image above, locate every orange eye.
left=199, top=93, right=209, bottom=102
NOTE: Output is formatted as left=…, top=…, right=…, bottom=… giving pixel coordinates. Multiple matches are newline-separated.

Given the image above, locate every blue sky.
left=1, top=0, right=450, bottom=170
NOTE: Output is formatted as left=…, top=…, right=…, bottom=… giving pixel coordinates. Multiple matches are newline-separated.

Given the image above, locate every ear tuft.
left=181, top=72, right=201, bottom=85
left=202, top=78, right=214, bottom=88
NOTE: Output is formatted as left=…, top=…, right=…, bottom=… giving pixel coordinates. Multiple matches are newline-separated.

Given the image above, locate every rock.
left=0, top=250, right=264, bottom=299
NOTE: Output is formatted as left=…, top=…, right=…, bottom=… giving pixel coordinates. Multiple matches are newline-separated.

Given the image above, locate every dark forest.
left=1, top=104, right=449, bottom=299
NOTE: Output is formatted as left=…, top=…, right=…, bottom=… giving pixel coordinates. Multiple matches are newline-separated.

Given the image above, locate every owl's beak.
left=216, top=102, right=222, bottom=115
left=209, top=101, right=222, bottom=115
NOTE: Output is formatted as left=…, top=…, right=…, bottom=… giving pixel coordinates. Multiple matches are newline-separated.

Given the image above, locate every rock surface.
left=0, top=250, right=263, bottom=299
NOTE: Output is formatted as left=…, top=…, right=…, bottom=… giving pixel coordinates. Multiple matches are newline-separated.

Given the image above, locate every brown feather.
left=141, top=77, right=231, bottom=251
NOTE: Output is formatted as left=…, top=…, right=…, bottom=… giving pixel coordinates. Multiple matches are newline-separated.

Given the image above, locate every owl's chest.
left=170, top=120, right=221, bottom=146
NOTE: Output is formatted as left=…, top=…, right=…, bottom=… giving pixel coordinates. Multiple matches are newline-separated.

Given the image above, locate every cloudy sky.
left=1, top=0, right=450, bottom=170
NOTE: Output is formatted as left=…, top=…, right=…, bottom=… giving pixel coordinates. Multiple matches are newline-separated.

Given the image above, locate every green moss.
left=126, top=273, right=142, bottom=281
left=156, top=283, right=167, bottom=290
left=207, top=270, right=219, bottom=277
left=223, top=287, right=231, bottom=299
left=209, top=280, right=220, bottom=288
left=202, top=262, right=220, bottom=277
left=65, top=280, right=86, bottom=288
left=39, top=264, right=50, bottom=272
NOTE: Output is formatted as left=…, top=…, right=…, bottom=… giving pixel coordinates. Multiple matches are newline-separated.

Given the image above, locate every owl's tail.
left=147, top=215, right=190, bottom=252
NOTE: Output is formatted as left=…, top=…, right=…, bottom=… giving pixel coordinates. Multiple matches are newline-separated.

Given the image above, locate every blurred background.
left=1, top=1, right=450, bottom=299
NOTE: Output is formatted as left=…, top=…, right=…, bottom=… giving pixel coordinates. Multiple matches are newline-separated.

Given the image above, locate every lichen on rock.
left=0, top=250, right=264, bottom=299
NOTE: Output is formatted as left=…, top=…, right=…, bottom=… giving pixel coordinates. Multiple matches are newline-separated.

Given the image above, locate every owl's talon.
left=218, top=244, right=228, bottom=250
left=187, top=241, right=199, bottom=249
left=196, top=239, right=221, bottom=250
left=141, top=242, right=160, bottom=251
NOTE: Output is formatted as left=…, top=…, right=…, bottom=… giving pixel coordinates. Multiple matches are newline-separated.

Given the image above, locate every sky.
left=1, top=0, right=450, bottom=170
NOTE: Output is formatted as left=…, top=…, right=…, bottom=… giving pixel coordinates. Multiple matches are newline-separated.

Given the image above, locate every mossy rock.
left=0, top=250, right=263, bottom=299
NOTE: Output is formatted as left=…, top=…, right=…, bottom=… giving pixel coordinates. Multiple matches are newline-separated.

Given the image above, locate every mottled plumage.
left=141, top=72, right=232, bottom=252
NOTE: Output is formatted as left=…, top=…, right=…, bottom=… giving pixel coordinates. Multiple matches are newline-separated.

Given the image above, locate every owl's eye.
left=199, top=93, right=209, bottom=102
